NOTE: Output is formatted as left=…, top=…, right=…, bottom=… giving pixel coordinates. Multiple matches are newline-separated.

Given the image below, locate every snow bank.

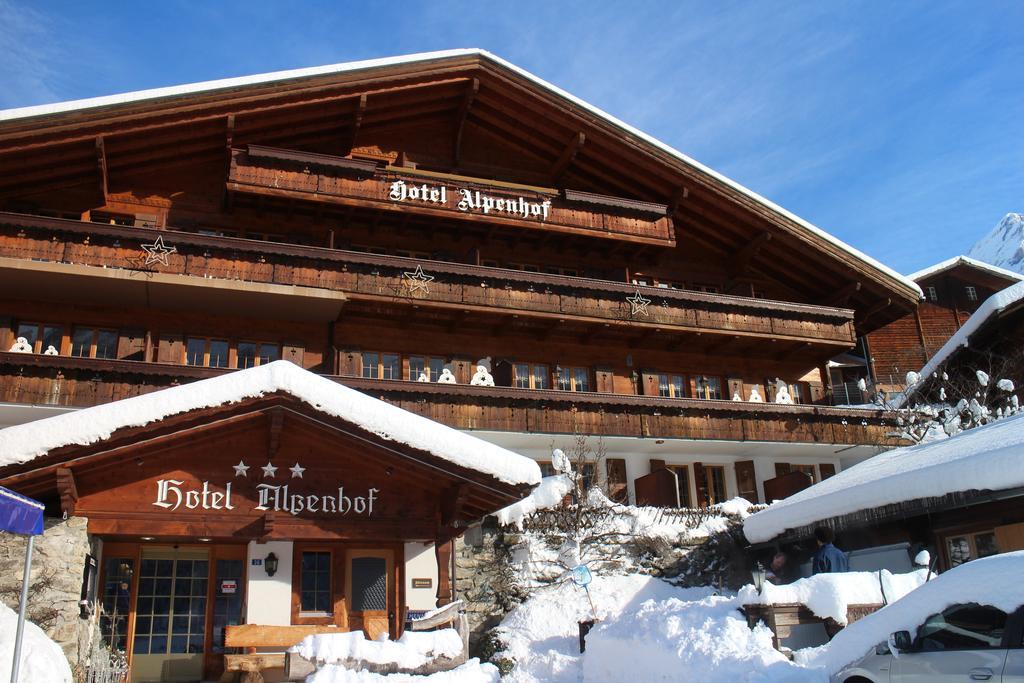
left=0, top=360, right=540, bottom=487
left=0, top=603, right=72, bottom=683
left=799, top=551, right=1024, bottom=675
left=305, top=658, right=499, bottom=682
left=743, top=411, right=1024, bottom=542
left=494, top=574, right=818, bottom=683
left=291, top=629, right=462, bottom=668
left=906, top=254, right=1023, bottom=284
left=738, top=569, right=929, bottom=624
left=496, top=475, right=573, bottom=528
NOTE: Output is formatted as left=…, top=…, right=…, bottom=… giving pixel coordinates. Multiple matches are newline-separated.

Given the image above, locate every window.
left=300, top=551, right=332, bottom=614
left=237, top=342, right=258, bottom=369
left=409, top=355, right=445, bottom=382
left=237, top=342, right=279, bottom=369
left=946, top=530, right=1000, bottom=567
left=657, top=373, right=686, bottom=398
left=703, top=466, right=727, bottom=506
left=694, top=376, right=723, bottom=400
left=926, top=286, right=938, bottom=301
left=91, top=211, right=135, bottom=226
left=666, top=465, right=691, bottom=507
left=966, top=286, right=978, bottom=302
left=361, top=352, right=400, bottom=380
left=14, top=322, right=62, bottom=354
left=791, top=464, right=817, bottom=484
left=692, top=283, right=720, bottom=294
left=514, top=362, right=550, bottom=390
left=185, top=338, right=230, bottom=368
left=70, top=327, right=118, bottom=359
left=544, top=266, right=582, bottom=277
left=914, top=603, right=1006, bottom=651
left=258, top=343, right=280, bottom=365
left=557, top=366, right=591, bottom=392
left=100, top=557, right=134, bottom=651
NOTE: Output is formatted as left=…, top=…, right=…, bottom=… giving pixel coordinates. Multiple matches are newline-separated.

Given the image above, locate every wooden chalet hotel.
left=0, top=50, right=920, bottom=679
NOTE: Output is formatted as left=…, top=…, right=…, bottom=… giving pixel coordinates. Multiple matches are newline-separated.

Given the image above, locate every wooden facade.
left=866, top=259, right=1021, bottom=390
left=0, top=50, right=924, bottom=679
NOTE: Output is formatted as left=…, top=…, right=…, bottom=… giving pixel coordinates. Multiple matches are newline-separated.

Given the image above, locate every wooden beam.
left=731, top=231, right=772, bottom=277
left=441, top=483, right=469, bottom=526
left=667, top=185, right=689, bottom=216
left=267, top=409, right=285, bottom=459
left=549, top=131, right=586, bottom=185
left=342, top=94, right=367, bottom=155
left=452, top=78, right=479, bottom=168
left=856, top=297, right=891, bottom=327
left=56, top=467, right=78, bottom=516
left=95, top=136, right=108, bottom=199
left=827, top=280, right=862, bottom=307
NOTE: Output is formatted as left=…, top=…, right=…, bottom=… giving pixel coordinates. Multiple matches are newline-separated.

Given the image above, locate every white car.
left=827, top=551, right=1024, bottom=682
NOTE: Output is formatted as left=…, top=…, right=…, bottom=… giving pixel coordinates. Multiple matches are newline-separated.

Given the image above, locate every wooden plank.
left=224, top=624, right=345, bottom=649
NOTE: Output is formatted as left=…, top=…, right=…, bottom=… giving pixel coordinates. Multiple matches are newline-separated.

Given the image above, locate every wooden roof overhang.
left=0, top=52, right=919, bottom=332
left=0, top=392, right=532, bottom=542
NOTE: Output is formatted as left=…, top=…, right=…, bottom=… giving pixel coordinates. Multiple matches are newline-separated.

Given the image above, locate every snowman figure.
left=732, top=391, right=743, bottom=401
left=748, top=385, right=763, bottom=402
left=470, top=357, right=495, bottom=387
left=437, top=365, right=458, bottom=384
left=774, top=379, right=794, bottom=405
left=416, top=370, right=430, bottom=382
left=9, top=337, right=32, bottom=353
left=44, top=345, right=59, bottom=356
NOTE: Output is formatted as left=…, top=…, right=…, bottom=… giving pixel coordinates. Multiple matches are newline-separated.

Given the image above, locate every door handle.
left=969, top=668, right=994, bottom=681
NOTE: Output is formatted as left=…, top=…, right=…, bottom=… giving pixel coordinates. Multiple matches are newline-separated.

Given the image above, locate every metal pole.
left=10, top=534, right=33, bottom=683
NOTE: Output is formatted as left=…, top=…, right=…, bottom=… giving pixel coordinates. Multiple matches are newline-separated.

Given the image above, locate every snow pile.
left=0, top=603, right=72, bottom=683
left=493, top=574, right=817, bottom=683
left=496, top=475, right=573, bottom=528
left=291, top=629, right=462, bottom=668
left=907, top=253, right=1024, bottom=283
left=799, top=551, right=1024, bottom=675
left=967, top=213, right=1024, bottom=274
left=738, top=569, right=929, bottom=624
left=305, top=659, right=499, bottom=683
left=743, top=410, right=1024, bottom=542
left=0, top=360, right=541, bottom=487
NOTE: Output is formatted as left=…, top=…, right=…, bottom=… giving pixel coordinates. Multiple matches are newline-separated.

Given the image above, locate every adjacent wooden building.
left=0, top=49, right=922, bottom=679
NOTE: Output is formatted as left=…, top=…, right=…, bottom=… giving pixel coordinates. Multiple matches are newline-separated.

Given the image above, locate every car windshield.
left=915, top=603, right=1006, bottom=651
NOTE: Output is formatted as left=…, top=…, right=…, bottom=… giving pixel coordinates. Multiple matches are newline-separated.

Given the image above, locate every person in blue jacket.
left=812, top=526, right=849, bottom=574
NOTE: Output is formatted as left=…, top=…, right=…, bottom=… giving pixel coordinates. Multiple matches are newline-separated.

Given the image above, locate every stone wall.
left=0, top=516, right=93, bottom=672
left=453, top=523, right=521, bottom=649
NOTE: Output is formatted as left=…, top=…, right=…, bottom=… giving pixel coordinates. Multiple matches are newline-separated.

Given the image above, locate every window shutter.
left=157, top=332, right=183, bottom=364
left=640, top=370, right=659, bottom=396
left=605, top=458, right=628, bottom=503
left=282, top=342, right=305, bottom=367
left=764, top=379, right=779, bottom=402
left=338, top=349, right=361, bottom=377
left=734, top=460, right=759, bottom=503
left=493, top=359, right=513, bottom=387
left=595, top=367, right=615, bottom=393
left=452, top=357, right=473, bottom=384
left=774, top=462, right=792, bottom=477
left=693, top=462, right=708, bottom=507
left=0, top=316, right=12, bottom=351
left=649, top=458, right=666, bottom=472
left=117, top=328, right=146, bottom=361
left=727, top=378, right=744, bottom=400
left=819, top=463, right=837, bottom=480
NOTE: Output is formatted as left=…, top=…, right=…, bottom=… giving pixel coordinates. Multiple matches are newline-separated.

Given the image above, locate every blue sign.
left=251, top=559, right=263, bottom=566
left=571, top=564, right=592, bottom=588
left=0, top=486, right=43, bottom=536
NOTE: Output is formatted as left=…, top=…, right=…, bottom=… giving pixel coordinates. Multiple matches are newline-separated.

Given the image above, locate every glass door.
left=131, top=548, right=209, bottom=683
left=346, top=549, right=393, bottom=640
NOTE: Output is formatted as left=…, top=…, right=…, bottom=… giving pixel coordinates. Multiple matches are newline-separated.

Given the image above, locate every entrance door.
left=346, top=549, right=393, bottom=640
left=131, top=548, right=209, bottom=683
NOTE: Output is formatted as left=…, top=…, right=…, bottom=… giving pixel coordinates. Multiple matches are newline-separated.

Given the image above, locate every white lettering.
left=388, top=180, right=407, bottom=201
left=155, top=479, right=377, bottom=516
left=153, top=479, right=184, bottom=510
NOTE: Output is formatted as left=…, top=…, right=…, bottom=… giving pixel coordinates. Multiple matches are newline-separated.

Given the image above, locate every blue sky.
left=1, top=0, right=1020, bottom=274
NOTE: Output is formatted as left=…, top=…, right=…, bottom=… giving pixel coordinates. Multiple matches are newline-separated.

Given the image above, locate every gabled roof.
left=0, top=49, right=922, bottom=307
left=743, top=411, right=1024, bottom=543
left=906, top=255, right=1024, bottom=284
left=0, top=360, right=541, bottom=488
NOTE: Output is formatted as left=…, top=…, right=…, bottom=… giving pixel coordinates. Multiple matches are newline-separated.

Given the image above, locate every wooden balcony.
left=0, top=353, right=896, bottom=446
left=228, top=146, right=675, bottom=246
left=0, top=212, right=857, bottom=353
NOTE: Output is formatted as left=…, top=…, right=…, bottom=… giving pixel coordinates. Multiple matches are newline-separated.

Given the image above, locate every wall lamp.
left=265, top=552, right=279, bottom=577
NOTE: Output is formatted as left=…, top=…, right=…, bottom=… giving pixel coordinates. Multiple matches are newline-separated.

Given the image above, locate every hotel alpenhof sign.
left=388, top=180, right=553, bottom=221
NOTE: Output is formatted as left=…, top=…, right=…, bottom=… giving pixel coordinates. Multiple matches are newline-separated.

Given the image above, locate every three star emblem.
left=233, top=460, right=305, bottom=478
left=626, top=289, right=651, bottom=317
left=140, top=235, right=177, bottom=267
left=402, top=264, right=434, bottom=294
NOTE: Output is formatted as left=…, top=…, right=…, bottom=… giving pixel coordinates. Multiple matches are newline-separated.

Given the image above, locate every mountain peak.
left=967, top=213, right=1024, bottom=273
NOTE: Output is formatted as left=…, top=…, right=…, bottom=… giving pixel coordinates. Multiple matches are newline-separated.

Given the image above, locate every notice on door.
left=221, top=579, right=237, bottom=594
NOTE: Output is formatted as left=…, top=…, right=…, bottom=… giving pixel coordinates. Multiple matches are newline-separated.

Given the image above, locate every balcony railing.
left=0, top=212, right=857, bottom=348
left=0, top=353, right=897, bottom=446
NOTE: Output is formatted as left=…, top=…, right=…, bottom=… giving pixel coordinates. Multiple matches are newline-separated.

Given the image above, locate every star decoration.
left=402, top=264, right=434, bottom=294
left=140, top=235, right=177, bottom=267
left=261, top=462, right=278, bottom=478
left=626, top=289, right=651, bottom=317
left=289, top=463, right=306, bottom=479
left=232, top=460, right=250, bottom=477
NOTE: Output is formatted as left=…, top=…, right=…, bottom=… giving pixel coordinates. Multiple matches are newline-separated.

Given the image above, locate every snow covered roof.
left=743, top=410, right=1024, bottom=543
left=0, top=49, right=922, bottom=300
left=915, top=279, right=1024, bottom=382
left=0, top=360, right=541, bottom=488
left=906, top=254, right=1024, bottom=284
